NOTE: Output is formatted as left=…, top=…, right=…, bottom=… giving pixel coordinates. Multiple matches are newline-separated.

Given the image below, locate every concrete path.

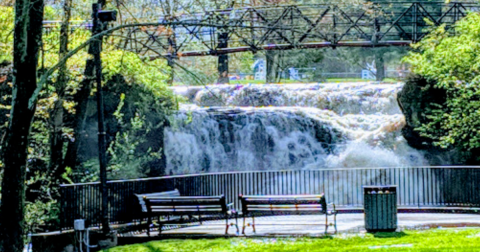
left=140, top=213, right=480, bottom=237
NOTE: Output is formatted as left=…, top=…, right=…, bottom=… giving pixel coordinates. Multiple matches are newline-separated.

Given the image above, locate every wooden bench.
left=239, top=194, right=337, bottom=234
left=144, top=195, right=238, bottom=236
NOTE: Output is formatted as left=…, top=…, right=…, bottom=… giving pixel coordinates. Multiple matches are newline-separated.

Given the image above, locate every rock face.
left=397, top=74, right=471, bottom=165
left=397, top=75, right=445, bottom=150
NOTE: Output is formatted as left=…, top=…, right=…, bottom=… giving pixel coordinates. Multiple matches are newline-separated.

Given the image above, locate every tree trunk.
left=50, top=0, right=72, bottom=182
left=63, top=0, right=106, bottom=175
left=0, top=0, right=44, bottom=251
left=62, top=60, right=94, bottom=177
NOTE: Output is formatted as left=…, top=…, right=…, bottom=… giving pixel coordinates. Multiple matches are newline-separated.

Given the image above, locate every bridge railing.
left=60, top=166, right=480, bottom=230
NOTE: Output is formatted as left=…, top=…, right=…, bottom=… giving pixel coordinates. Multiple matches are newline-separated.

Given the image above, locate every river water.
left=165, top=83, right=427, bottom=175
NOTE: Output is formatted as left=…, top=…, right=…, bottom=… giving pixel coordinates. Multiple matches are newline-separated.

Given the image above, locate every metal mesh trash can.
left=363, top=185, right=397, bottom=232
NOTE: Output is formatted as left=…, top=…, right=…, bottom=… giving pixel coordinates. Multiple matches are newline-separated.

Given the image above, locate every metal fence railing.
left=60, top=166, right=480, bottom=230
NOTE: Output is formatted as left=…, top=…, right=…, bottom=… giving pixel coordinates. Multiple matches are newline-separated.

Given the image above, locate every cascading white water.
left=165, top=82, right=427, bottom=175
left=174, top=83, right=402, bottom=115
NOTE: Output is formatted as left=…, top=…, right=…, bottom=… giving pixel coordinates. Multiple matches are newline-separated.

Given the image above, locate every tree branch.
left=31, top=20, right=279, bottom=109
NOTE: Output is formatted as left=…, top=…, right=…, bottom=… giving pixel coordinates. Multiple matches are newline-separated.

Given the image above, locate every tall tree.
left=50, top=0, right=72, bottom=183
left=0, top=0, right=44, bottom=251
left=64, top=0, right=106, bottom=173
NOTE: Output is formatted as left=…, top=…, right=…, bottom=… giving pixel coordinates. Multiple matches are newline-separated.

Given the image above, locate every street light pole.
left=92, top=3, right=110, bottom=235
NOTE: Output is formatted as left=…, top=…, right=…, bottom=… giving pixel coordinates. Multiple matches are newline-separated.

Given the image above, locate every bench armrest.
left=226, top=202, right=237, bottom=213
left=327, top=203, right=336, bottom=213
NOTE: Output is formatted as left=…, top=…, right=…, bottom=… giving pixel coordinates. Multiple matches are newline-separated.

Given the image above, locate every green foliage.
left=105, top=84, right=175, bottom=179
left=107, top=93, right=156, bottom=179
left=0, top=4, right=178, bottom=231
left=25, top=170, right=61, bottom=232
left=403, top=13, right=480, bottom=151
left=0, top=6, right=13, bottom=63
left=102, top=51, right=172, bottom=97
left=25, top=200, right=59, bottom=233
left=108, top=124, right=155, bottom=180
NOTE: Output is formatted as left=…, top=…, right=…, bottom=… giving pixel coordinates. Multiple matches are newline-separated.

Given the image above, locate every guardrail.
left=60, top=166, right=480, bottom=230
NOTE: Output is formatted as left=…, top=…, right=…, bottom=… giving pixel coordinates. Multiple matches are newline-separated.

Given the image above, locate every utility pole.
left=92, top=3, right=117, bottom=235
left=92, top=2, right=110, bottom=235
left=167, top=25, right=177, bottom=85
left=373, top=17, right=385, bottom=82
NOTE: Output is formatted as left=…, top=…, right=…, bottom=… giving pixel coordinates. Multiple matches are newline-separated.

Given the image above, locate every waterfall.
left=166, top=82, right=427, bottom=175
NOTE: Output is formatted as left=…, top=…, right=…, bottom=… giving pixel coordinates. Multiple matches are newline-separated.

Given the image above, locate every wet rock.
left=397, top=75, right=444, bottom=150
left=397, top=74, right=471, bottom=165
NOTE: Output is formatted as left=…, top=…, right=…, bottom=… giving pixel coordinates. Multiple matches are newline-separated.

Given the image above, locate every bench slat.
left=148, top=196, right=224, bottom=200
left=151, top=207, right=224, bottom=210
left=147, top=201, right=226, bottom=206
left=247, top=204, right=323, bottom=207
left=247, top=205, right=323, bottom=210
left=149, top=211, right=227, bottom=215
left=241, top=195, right=325, bottom=199
left=147, top=195, right=230, bottom=216
left=240, top=195, right=327, bottom=214
left=151, top=208, right=224, bottom=212
left=145, top=196, right=229, bottom=216
left=151, top=205, right=224, bottom=209
left=139, top=192, right=238, bottom=236
left=244, top=200, right=323, bottom=205
left=239, top=194, right=336, bottom=234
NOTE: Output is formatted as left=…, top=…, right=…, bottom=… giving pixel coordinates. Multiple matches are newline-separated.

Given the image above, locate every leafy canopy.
left=0, top=4, right=177, bottom=231
left=403, top=13, right=480, bottom=151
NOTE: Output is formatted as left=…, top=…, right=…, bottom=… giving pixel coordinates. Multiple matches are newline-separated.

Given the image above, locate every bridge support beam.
left=217, top=54, right=229, bottom=84
left=167, top=57, right=175, bottom=85
left=266, top=50, right=278, bottom=83
left=217, top=33, right=229, bottom=84
left=375, top=49, right=385, bottom=81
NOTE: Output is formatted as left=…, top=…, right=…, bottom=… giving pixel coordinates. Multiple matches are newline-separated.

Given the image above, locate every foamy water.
left=165, top=82, right=427, bottom=175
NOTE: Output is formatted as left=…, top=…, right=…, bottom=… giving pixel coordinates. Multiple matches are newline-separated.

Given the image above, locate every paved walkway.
left=141, top=213, right=480, bottom=237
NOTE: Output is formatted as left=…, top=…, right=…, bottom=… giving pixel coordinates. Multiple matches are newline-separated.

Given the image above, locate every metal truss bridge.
left=41, top=2, right=479, bottom=82
left=115, top=1, right=479, bottom=58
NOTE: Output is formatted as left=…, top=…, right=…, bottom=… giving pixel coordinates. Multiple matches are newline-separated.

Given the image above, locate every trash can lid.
left=362, top=185, right=397, bottom=188
left=363, top=185, right=397, bottom=192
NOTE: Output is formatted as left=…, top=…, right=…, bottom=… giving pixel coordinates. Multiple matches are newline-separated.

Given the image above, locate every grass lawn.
left=104, top=228, right=480, bottom=252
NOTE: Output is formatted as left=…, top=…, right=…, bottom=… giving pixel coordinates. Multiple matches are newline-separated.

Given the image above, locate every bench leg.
left=334, top=213, right=337, bottom=234
left=225, top=215, right=229, bottom=235
left=242, top=216, right=246, bottom=235
left=235, top=213, right=239, bottom=235
left=325, top=214, right=328, bottom=234
left=252, top=216, right=256, bottom=234
left=158, top=221, right=163, bottom=236
left=147, top=215, right=152, bottom=237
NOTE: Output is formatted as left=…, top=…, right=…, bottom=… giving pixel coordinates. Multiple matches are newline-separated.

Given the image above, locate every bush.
left=403, top=13, right=480, bottom=152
